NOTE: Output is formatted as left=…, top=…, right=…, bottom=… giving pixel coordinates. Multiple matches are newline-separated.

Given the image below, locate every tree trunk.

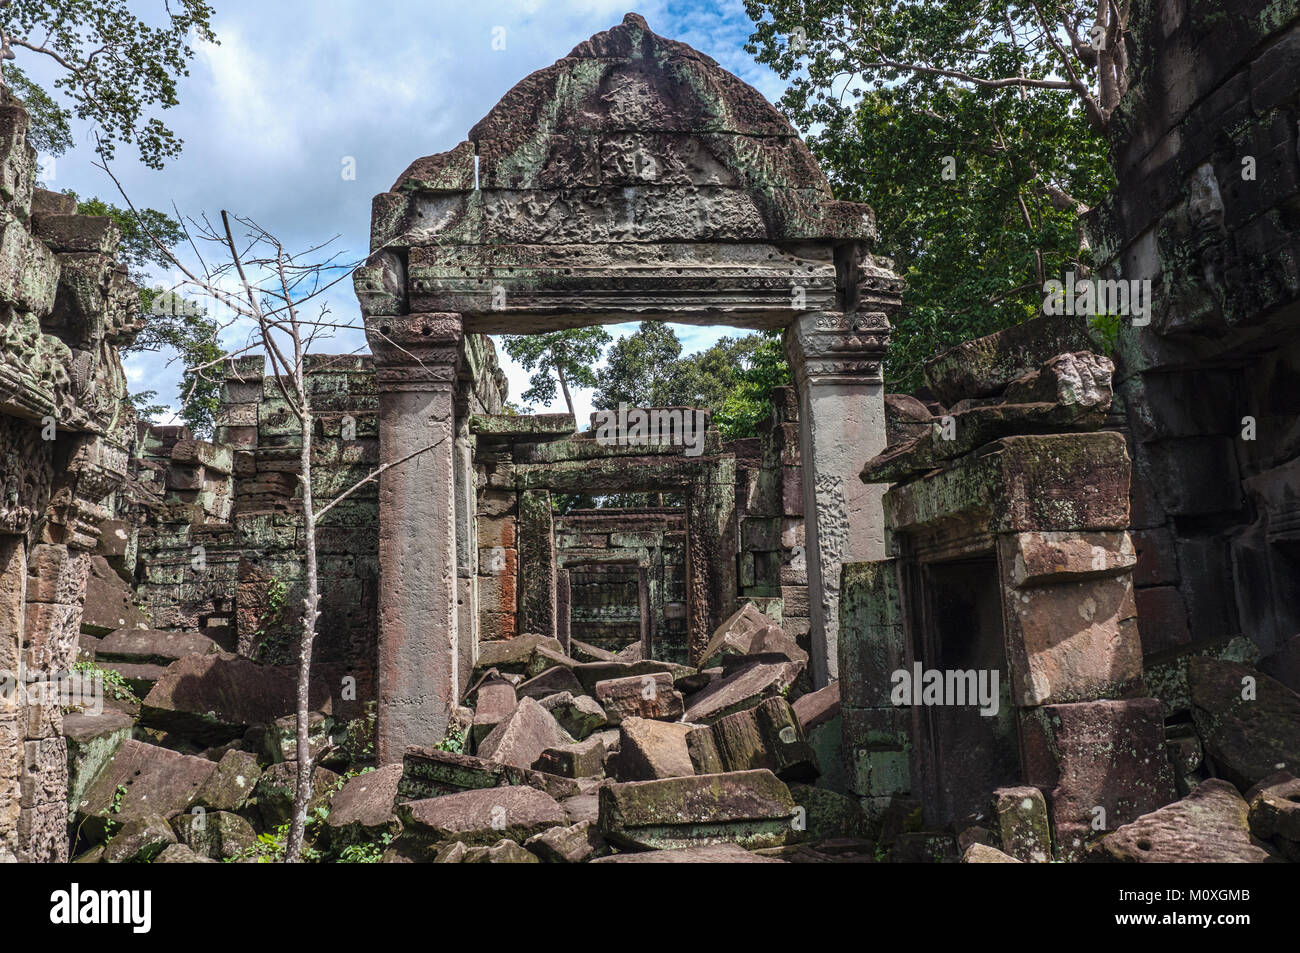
left=556, top=360, right=575, bottom=418
left=285, top=363, right=319, bottom=862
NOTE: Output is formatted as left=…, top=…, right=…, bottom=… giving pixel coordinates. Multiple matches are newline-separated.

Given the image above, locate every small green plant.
left=228, top=819, right=323, bottom=864
left=1089, top=311, right=1122, bottom=355
left=337, top=832, right=393, bottom=864
left=69, top=660, right=140, bottom=706
left=434, top=723, right=466, bottom=754
left=100, top=783, right=129, bottom=843
left=254, top=578, right=294, bottom=664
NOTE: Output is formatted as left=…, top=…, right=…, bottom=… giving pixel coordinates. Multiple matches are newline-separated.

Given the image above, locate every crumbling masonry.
left=2, top=5, right=1300, bottom=864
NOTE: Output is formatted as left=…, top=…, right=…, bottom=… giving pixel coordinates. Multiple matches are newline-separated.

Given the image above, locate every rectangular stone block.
left=885, top=433, right=1131, bottom=536
left=598, top=770, right=797, bottom=851
left=24, top=545, right=89, bottom=605
left=1019, top=699, right=1175, bottom=860
left=837, top=560, right=904, bottom=709
left=22, top=602, right=81, bottom=672
left=998, top=537, right=1144, bottom=706
left=1134, top=585, right=1193, bottom=656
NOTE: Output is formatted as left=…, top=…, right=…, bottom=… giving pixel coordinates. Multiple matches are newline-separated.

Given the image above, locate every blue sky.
left=25, top=1, right=790, bottom=425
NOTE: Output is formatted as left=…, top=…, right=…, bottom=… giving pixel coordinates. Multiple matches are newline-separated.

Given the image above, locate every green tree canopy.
left=1, top=0, right=216, bottom=169
left=743, top=0, right=1119, bottom=390
left=501, top=327, right=611, bottom=417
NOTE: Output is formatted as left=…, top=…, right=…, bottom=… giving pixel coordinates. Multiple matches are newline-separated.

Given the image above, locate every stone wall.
left=1087, top=0, right=1300, bottom=675
left=216, top=355, right=382, bottom=669
left=0, top=96, right=142, bottom=861
left=845, top=326, right=1175, bottom=857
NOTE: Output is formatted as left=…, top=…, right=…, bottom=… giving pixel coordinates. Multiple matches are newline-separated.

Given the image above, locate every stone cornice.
left=784, top=311, right=892, bottom=385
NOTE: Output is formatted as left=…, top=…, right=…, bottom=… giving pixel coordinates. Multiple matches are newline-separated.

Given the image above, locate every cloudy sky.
left=29, top=0, right=791, bottom=425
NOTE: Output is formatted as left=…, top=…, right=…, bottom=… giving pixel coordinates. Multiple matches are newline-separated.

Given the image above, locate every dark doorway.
left=913, top=556, right=1021, bottom=827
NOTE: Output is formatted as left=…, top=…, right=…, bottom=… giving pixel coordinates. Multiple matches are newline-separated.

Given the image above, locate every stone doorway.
left=355, top=13, right=902, bottom=759
left=907, top=554, right=1020, bottom=828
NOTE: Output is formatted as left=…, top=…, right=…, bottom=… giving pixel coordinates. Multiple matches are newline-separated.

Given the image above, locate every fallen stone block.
left=1089, top=779, right=1279, bottom=863
left=599, top=769, right=798, bottom=851
left=102, top=813, right=176, bottom=864
left=614, top=642, right=643, bottom=662
left=538, top=691, right=607, bottom=740
left=106, top=662, right=170, bottom=698
left=922, top=314, right=1093, bottom=406
left=461, top=839, right=541, bottom=863
left=993, top=786, right=1052, bottom=862
left=397, top=785, right=567, bottom=853
left=569, top=638, right=617, bottom=663
left=618, top=717, right=696, bottom=781
left=325, top=763, right=403, bottom=844
left=518, top=665, right=585, bottom=701
left=685, top=724, right=725, bottom=775
left=682, top=659, right=802, bottom=725
left=572, top=659, right=696, bottom=695
left=399, top=747, right=579, bottom=801
left=153, top=843, right=217, bottom=863
left=474, top=634, right=563, bottom=677
left=533, top=736, right=605, bottom=779
left=525, top=644, right=579, bottom=679
left=707, top=696, right=818, bottom=781
left=962, top=843, right=1023, bottom=863
left=748, top=625, right=809, bottom=665
left=698, top=603, right=774, bottom=669
left=592, top=843, right=784, bottom=863
left=80, top=555, right=149, bottom=635
left=560, top=793, right=600, bottom=826
left=594, top=672, right=684, bottom=724
left=1189, top=657, right=1300, bottom=789
left=171, top=809, right=258, bottom=860
left=262, top=711, right=332, bottom=763
left=477, top=696, right=574, bottom=770
left=250, top=761, right=339, bottom=830
left=787, top=783, right=866, bottom=841
left=470, top=676, right=518, bottom=747
left=63, top=709, right=133, bottom=812
left=75, top=740, right=217, bottom=842
left=525, top=820, right=607, bottom=862
left=193, top=748, right=262, bottom=813
left=1247, top=773, right=1300, bottom=843
left=140, top=653, right=342, bottom=746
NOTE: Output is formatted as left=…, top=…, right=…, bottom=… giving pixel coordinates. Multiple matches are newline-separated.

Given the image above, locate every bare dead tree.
left=94, top=149, right=442, bottom=862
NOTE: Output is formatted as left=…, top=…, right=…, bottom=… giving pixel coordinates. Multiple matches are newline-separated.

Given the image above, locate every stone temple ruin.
left=1, top=7, right=1299, bottom=864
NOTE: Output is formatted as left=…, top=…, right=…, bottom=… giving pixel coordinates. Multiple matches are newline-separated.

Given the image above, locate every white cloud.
left=29, top=1, right=783, bottom=422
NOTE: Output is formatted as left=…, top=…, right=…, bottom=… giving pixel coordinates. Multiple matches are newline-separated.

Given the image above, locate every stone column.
left=453, top=403, right=477, bottom=691
left=517, top=489, right=556, bottom=638
left=685, top=457, right=737, bottom=664
left=785, top=292, right=895, bottom=688
left=367, top=313, right=463, bottom=764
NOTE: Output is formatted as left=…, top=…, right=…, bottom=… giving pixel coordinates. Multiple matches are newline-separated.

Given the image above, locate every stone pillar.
left=517, top=489, right=556, bottom=638
left=785, top=299, right=894, bottom=687
left=367, top=314, right=463, bottom=764
left=0, top=534, right=26, bottom=863
left=555, top=569, right=571, bottom=652
left=453, top=403, right=477, bottom=691
left=685, top=457, right=737, bottom=664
